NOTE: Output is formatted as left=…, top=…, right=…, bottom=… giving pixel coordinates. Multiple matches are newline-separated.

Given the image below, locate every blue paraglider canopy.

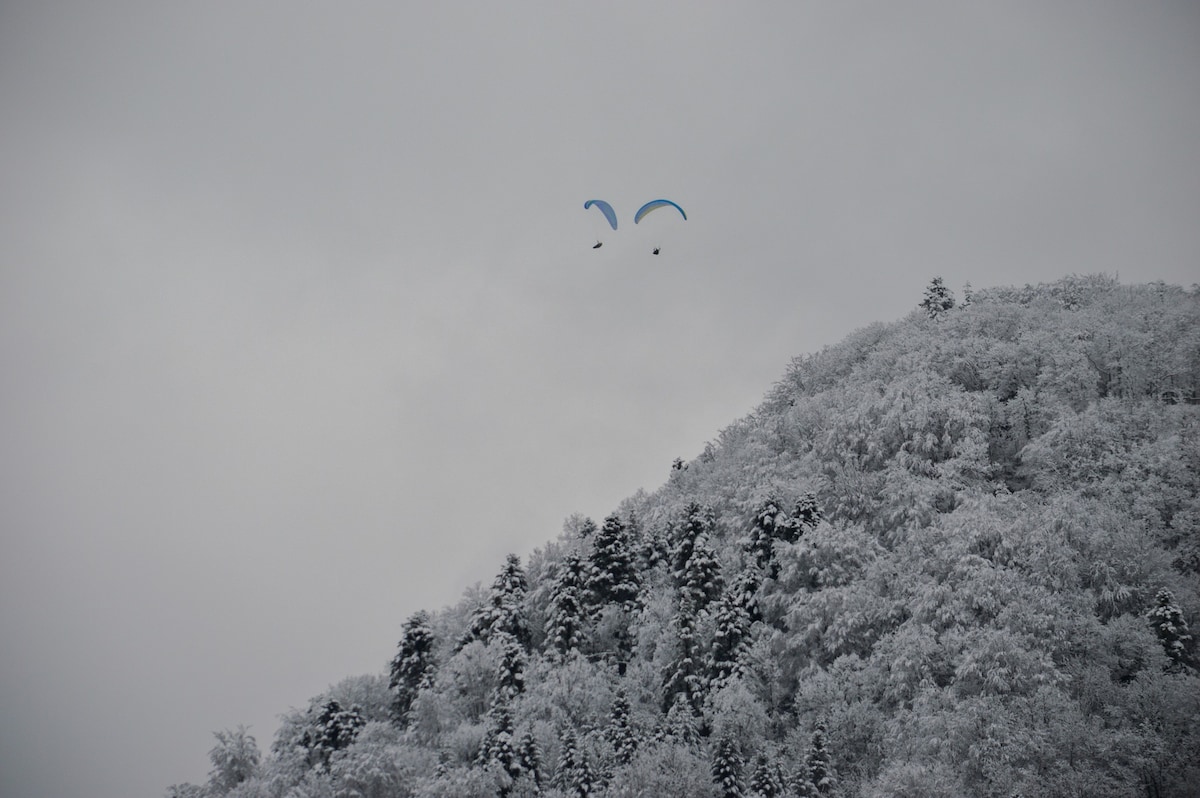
left=584, top=199, right=618, bottom=230
left=633, top=199, right=686, bottom=224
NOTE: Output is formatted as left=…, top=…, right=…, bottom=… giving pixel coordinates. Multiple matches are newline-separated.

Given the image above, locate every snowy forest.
left=169, top=275, right=1200, bottom=798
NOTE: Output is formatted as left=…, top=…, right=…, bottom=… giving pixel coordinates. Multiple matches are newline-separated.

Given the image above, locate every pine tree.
left=708, top=581, right=754, bottom=692
left=920, top=276, right=956, bottom=319
left=747, top=498, right=786, bottom=575
left=805, top=722, right=834, bottom=795
left=588, top=514, right=642, bottom=673
left=556, top=729, right=595, bottom=797
left=606, top=688, right=638, bottom=765
left=495, top=632, right=527, bottom=701
left=670, top=503, right=713, bottom=587
left=478, top=699, right=522, bottom=795
left=681, top=527, right=724, bottom=616
left=572, top=753, right=597, bottom=798
left=660, top=691, right=701, bottom=747
left=749, top=752, right=782, bottom=797
left=732, top=568, right=762, bottom=624
left=711, top=734, right=745, bottom=798
left=662, top=596, right=705, bottom=713
left=301, top=699, right=365, bottom=772
left=588, top=514, right=640, bottom=612
left=747, top=496, right=822, bottom=577
left=792, top=493, right=823, bottom=536
left=791, top=774, right=818, bottom=798
left=1149, top=587, right=1193, bottom=670
left=517, top=729, right=543, bottom=791
left=388, top=610, right=437, bottom=727
left=773, top=493, right=822, bottom=545
left=545, top=553, right=589, bottom=662
left=463, top=553, right=531, bottom=649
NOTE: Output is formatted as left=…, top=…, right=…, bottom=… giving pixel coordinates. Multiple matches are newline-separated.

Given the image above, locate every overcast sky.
left=1, top=3, right=1198, bottom=797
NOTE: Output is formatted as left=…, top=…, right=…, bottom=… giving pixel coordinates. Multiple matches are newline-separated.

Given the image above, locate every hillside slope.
left=171, top=276, right=1200, bottom=798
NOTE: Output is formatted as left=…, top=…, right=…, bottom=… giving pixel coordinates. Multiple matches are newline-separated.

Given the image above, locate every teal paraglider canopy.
left=633, top=199, right=686, bottom=224
left=584, top=199, right=618, bottom=230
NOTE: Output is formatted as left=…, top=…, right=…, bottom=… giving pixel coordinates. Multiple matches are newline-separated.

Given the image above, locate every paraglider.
left=633, top=199, right=686, bottom=224
left=634, top=199, right=686, bottom=254
left=584, top=199, right=618, bottom=229
left=584, top=199, right=617, bottom=249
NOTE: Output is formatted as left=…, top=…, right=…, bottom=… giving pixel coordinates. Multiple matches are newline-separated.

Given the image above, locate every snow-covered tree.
left=804, top=721, right=834, bottom=795
left=662, top=596, right=705, bottom=713
left=300, top=699, right=366, bottom=773
left=588, top=514, right=640, bottom=612
left=708, top=581, right=755, bottom=692
left=495, top=632, right=527, bottom=701
left=920, top=276, right=956, bottom=319
left=712, top=734, right=745, bottom=798
left=556, top=729, right=596, bottom=797
left=517, top=728, right=543, bottom=791
left=746, top=496, right=822, bottom=577
left=389, top=610, right=437, bottom=727
left=670, top=503, right=714, bottom=587
left=206, top=724, right=260, bottom=793
left=606, top=688, right=638, bottom=765
left=478, top=699, right=521, bottom=790
left=658, top=691, right=703, bottom=750
left=790, top=494, right=823, bottom=538
left=545, top=553, right=589, bottom=662
left=1149, top=587, right=1193, bottom=670
left=682, top=528, right=724, bottom=616
left=747, top=498, right=786, bottom=575
left=463, top=554, right=531, bottom=650
left=749, top=752, right=782, bottom=797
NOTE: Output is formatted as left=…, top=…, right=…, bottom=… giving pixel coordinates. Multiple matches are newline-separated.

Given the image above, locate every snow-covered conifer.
left=747, top=498, right=785, bottom=574
left=588, top=514, right=640, bottom=612
left=606, top=688, right=638, bottom=765
left=670, top=503, right=714, bottom=586
left=301, top=699, right=365, bottom=772
left=1149, top=587, right=1193, bottom=670
left=479, top=699, right=520, bottom=783
left=556, top=729, right=596, bottom=797
left=792, top=493, right=823, bottom=535
left=749, top=752, right=782, bottom=797
left=545, top=553, right=589, bottom=662
left=660, top=691, right=702, bottom=747
left=495, top=632, right=527, bottom=701
left=662, top=596, right=705, bottom=713
left=682, top=527, right=724, bottom=615
left=388, top=609, right=437, bottom=727
left=517, top=728, right=543, bottom=790
left=920, top=276, right=956, bottom=319
left=711, top=734, right=745, bottom=798
left=708, top=582, right=754, bottom=692
left=463, top=553, right=531, bottom=650
left=805, top=721, right=834, bottom=795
